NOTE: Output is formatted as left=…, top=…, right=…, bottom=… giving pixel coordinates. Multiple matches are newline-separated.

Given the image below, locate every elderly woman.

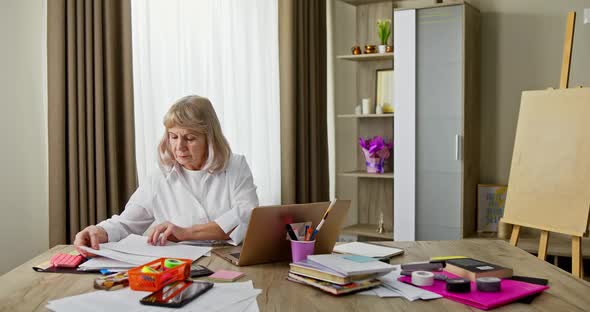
left=74, top=95, right=259, bottom=256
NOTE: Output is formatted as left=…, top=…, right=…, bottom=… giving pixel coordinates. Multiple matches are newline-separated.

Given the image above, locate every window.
left=131, top=0, right=280, bottom=205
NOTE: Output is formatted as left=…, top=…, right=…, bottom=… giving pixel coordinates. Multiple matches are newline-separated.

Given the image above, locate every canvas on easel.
left=501, top=88, right=590, bottom=237
left=501, top=10, right=589, bottom=279
left=501, top=87, right=590, bottom=278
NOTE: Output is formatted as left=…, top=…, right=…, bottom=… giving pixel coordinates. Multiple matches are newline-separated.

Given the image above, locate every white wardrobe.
left=393, top=2, right=480, bottom=241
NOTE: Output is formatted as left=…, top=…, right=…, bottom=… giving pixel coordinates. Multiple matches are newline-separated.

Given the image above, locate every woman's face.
left=168, top=127, right=208, bottom=170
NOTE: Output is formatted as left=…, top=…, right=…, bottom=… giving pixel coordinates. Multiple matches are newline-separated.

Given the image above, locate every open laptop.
left=213, top=200, right=351, bottom=266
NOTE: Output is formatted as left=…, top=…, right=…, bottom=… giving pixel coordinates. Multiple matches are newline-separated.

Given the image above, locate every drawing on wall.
left=477, top=184, right=507, bottom=232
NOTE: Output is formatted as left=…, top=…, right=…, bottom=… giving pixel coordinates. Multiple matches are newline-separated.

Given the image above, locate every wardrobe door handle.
left=455, top=134, right=462, bottom=161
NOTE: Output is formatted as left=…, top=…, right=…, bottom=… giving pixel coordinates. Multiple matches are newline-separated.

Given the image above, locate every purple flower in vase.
left=359, top=136, right=393, bottom=173
left=359, top=136, right=393, bottom=158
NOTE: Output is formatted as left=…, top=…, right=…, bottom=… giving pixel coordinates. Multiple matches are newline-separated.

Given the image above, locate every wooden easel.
left=503, top=11, right=588, bottom=279
left=559, top=12, right=576, bottom=89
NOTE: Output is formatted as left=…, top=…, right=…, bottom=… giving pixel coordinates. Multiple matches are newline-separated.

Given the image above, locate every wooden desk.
left=1, top=239, right=589, bottom=311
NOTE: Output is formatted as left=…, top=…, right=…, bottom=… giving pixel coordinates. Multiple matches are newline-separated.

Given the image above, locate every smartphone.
left=140, top=280, right=213, bottom=308
left=190, top=263, right=214, bottom=278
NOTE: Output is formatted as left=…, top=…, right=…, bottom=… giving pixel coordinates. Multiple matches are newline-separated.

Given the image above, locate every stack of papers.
left=178, top=240, right=233, bottom=247
left=78, top=258, right=136, bottom=272
left=78, top=234, right=211, bottom=270
left=333, top=242, right=404, bottom=258
left=47, top=281, right=261, bottom=312
left=307, top=254, right=397, bottom=276
left=357, top=266, right=442, bottom=301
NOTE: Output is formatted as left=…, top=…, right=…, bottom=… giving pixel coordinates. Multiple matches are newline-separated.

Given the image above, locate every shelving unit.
left=341, top=224, right=393, bottom=240
left=331, top=0, right=447, bottom=241
left=337, top=113, right=393, bottom=118
left=336, top=53, right=393, bottom=61
left=338, top=170, right=394, bottom=179
left=338, top=0, right=397, bottom=5
left=331, top=0, right=397, bottom=241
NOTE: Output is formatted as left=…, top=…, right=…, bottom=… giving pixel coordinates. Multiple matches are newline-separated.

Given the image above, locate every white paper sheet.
left=78, top=257, right=136, bottom=270
left=357, top=285, right=403, bottom=298
left=377, top=270, right=442, bottom=301
left=100, top=234, right=212, bottom=260
left=79, top=234, right=212, bottom=265
left=79, top=246, right=157, bottom=265
left=178, top=240, right=232, bottom=247
left=214, top=282, right=260, bottom=312
left=47, top=281, right=261, bottom=312
left=333, top=242, right=404, bottom=258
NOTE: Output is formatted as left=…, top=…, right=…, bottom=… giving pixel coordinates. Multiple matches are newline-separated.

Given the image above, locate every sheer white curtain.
left=131, top=0, right=280, bottom=205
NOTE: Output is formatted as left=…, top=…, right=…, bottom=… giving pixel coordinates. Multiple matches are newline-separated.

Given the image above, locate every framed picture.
left=477, top=184, right=508, bottom=232
left=375, top=68, right=393, bottom=112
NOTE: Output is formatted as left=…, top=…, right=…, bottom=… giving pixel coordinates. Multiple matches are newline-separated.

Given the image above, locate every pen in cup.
left=310, top=199, right=337, bottom=241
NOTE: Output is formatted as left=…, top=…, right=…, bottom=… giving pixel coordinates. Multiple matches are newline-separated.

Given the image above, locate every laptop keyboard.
left=230, top=252, right=241, bottom=259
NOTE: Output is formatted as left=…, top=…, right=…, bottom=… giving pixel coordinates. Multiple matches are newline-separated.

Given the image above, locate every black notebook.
left=445, top=258, right=513, bottom=280
left=508, top=275, right=549, bottom=304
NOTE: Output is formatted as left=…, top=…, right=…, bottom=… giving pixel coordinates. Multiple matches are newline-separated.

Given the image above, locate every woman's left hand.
left=147, top=221, right=189, bottom=246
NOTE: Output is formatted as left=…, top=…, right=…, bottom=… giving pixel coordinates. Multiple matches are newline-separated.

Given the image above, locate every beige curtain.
left=47, top=0, right=137, bottom=246
left=279, top=0, right=329, bottom=204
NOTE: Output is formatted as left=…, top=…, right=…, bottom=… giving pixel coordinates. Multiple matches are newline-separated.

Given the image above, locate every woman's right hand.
left=74, top=225, right=108, bottom=257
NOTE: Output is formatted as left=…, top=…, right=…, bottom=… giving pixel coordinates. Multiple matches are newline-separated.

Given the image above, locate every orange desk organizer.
left=128, top=258, right=192, bottom=292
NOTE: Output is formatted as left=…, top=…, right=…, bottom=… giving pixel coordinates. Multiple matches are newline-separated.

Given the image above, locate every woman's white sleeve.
left=214, top=157, right=259, bottom=245
left=97, top=178, right=156, bottom=242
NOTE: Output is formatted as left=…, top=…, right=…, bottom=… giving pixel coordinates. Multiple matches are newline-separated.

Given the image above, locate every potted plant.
left=377, top=19, right=391, bottom=54
left=359, top=136, right=393, bottom=173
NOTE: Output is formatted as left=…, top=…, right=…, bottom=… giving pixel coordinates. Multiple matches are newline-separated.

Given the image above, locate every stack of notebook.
left=287, top=254, right=397, bottom=295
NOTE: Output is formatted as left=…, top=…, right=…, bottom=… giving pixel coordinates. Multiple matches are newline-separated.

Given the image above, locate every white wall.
left=0, top=0, right=48, bottom=274
left=470, top=0, right=590, bottom=184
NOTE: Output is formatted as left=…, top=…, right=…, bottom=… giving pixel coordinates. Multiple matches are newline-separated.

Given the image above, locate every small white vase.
left=378, top=45, right=387, bottom=53
left=376, top=104, right=384, bottom=114
left=361, top=98, right=372, bottom=115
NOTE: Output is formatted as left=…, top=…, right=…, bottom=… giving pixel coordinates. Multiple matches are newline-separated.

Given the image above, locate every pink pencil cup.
left=290, top=240, right=316, bottom=262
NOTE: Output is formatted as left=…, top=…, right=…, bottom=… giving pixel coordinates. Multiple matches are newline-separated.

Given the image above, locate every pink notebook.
left=399, top=271, right=549, bottom=310
left=208, top=270, right=245, bottom=282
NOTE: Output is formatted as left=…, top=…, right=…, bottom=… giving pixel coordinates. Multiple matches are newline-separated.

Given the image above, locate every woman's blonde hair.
left=158, top=95, right=232, bottom=173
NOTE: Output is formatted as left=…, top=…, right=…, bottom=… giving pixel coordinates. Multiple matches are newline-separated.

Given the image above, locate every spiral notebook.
left=399, top=271, right=549, bottom=310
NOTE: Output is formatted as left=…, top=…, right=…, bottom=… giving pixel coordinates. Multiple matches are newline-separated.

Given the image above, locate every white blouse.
left=97, top=154, right=259, bottom=245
